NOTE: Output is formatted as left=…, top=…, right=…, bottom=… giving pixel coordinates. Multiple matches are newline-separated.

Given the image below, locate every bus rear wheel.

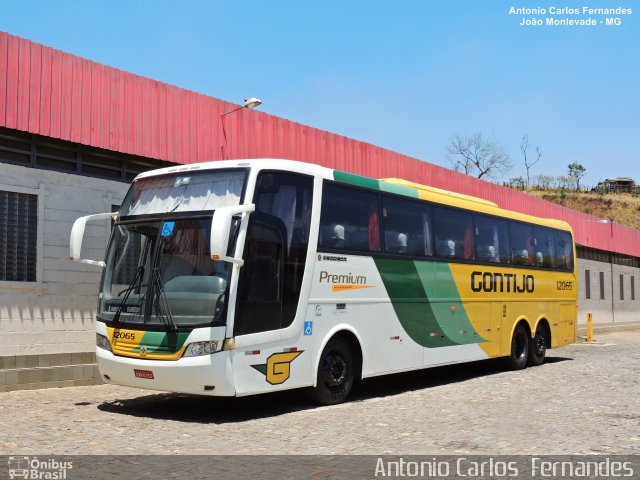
left=528, top=324, right=547, bottom=366
left=505, top=324, right=529, bottom=370
left=310, top=337, right=354, bottom=405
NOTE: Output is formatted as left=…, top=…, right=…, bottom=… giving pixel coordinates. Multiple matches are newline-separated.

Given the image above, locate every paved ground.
left=1, top=331, right=639, bottom=455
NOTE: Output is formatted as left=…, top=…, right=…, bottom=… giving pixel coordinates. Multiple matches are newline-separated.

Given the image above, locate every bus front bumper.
left=96, top=347, right=236, bottom=396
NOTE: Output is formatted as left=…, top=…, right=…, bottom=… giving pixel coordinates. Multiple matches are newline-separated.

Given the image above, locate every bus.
left=70, top=159, right=577, bottom=405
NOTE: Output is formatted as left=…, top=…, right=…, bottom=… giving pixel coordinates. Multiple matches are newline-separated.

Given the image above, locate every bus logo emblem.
left=251, top=351, right=303, bottom=385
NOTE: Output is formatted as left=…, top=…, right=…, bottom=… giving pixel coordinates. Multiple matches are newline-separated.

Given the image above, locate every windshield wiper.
left=112, top=264, right=146, bottom=326
left=151, top=265, right=177, bottom=332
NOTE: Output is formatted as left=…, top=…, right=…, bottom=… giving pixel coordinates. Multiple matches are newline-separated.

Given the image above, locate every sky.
left=2, top=0, right=638, bottom=188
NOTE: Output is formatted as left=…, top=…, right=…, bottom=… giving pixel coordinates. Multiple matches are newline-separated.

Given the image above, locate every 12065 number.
left=556, top=281, right=573, bottom=291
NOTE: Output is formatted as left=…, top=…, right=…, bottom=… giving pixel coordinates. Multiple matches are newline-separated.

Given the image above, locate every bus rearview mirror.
left=210, top=204, right=255, bottom=266
left=69, top=212, right=117, bottom=267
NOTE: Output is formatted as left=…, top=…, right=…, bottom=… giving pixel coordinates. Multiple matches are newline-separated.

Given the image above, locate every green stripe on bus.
left=375, top=258, right=486, bottom=347
left=333, top=171, right=420, bottom=199
left=374, top=258, right=457, bottom=347
left=333, top=171, right=381, bottom=190
left=134, top=331, right=190, bottom=354
left=419, top=262, right=487, bottom=345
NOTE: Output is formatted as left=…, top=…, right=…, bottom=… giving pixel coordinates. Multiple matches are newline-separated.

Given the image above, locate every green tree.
left=567, top=162, right=587, bottom=191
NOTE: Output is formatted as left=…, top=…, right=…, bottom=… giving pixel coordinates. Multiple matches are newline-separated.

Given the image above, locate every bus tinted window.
left=533, top=227, right=556, bottom=268
left=554, top=230, right=574, bottom=270
left=509, top=222, right=534, bottom=266
left=433, top=207, right=474, bottom=260
left=474, top=215, right=510, bottom=264
left=381, top=196, right=432, bottom=256
left=320, top=184, right=381, bottom=252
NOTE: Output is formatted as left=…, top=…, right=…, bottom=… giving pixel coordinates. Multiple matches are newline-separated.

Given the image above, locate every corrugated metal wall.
left=1, top=31, right=638, bottom=257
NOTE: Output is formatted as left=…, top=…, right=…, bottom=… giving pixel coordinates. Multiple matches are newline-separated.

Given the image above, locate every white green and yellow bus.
left=70, top=159, right=577, bottom=404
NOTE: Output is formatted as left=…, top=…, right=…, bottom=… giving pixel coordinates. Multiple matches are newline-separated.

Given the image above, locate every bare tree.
left=520, top=134, right=542, bottom=188
left=536, top=174, right=554, bottom=190
left=446, top=132, right=512, bottom=180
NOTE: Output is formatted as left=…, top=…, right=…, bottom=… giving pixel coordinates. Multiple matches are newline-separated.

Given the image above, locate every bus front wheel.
left=310, top=337, right=354, bottom=405
left=506, top=324, right=529, bottom=370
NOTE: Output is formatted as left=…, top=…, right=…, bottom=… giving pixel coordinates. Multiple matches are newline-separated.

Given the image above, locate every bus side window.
left=234, top=214, right=285, bottom=336
left=509, top=222, right=534, bottom=266
left=554, top=231, right=574, bottom=270
left=319, top=183, right=381, bottom=253
left=474, top=214, right=510, bottom=264
left=434, top=206, right=474, bottom=260
left=533, top=227, right=556, bottom=268
left=381, top=196, right=432, bottom=256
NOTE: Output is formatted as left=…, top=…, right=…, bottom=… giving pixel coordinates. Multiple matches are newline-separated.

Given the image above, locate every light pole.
left=220, top=97, right=263, bottom=159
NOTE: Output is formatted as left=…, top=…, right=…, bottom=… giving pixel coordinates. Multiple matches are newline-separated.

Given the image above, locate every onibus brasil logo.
left=251, top=351, right=303, bottom=385
left=8, top=456, right=73, bottom=479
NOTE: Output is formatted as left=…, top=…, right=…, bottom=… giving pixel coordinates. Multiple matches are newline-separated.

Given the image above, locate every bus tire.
left=310, top=337, right=354, bottom=405
left=528, top=324, right=547, bottom=366
left=505, top=323, right=529, bottom=370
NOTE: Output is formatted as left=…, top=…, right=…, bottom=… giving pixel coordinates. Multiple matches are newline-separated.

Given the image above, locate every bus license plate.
left=134, top=369, right=154, bottom=379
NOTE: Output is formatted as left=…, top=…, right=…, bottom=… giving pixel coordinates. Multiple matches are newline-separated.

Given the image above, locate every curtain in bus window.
left=464, top=218, right=474, bottom=259
left=368, top=205, right=380, bottom=251
left=527, top=229, right=534, bottom=264
left=125, top=172, right=244, bottom=215
left=492, top=226, right=500, bottom=262
left=422, top=212, right=432, bottom=256
left=180, top=173, right=244, bottom=211
left=270, top=185, right=297, bottom=251
left=160, top=220, right=214, bottom=277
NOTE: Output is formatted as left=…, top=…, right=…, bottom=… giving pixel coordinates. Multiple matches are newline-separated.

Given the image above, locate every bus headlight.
left=96, top=333, right=112, bottom=352
left=182, top=341, right=221, bottom=357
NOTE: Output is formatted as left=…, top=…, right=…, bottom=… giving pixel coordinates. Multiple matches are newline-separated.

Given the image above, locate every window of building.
left=599, top=271, right=605, bottom=300
left=620, top=274, right=624, bottom=301
left=319, top=183, right=380, bottom=253
left=0, top=190, right=38, bottom=282
left=381, top=196, right=431, bottom=256
left=585, top=269, right=591, bottom=299
left=632, top=276, right=636, bottom=301
left=0, top=126, right=174, bottom=183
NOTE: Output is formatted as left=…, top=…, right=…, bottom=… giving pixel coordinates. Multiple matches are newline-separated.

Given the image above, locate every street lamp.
left=220, top=97, right=263, bottom=159
left=221, top=97, right=263, bottom=116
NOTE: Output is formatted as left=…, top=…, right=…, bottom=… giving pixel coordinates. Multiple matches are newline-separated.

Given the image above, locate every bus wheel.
left=506, top=324, right=529, bottom=370
left=528, top=324, right=547, bottom=366
left=311, top=337, right=354, bottom=405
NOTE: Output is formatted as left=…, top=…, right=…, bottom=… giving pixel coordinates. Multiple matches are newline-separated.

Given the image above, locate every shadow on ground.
left=95, top=355, right=572, bottom=424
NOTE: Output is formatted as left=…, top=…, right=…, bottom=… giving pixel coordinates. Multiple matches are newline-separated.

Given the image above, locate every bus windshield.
left=120, top=169, right=247, bottom=217
left=99, top=218, right=233, bottom=328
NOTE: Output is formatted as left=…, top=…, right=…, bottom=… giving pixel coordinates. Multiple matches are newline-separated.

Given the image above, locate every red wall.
left=1, top=32, right=638, bottom=257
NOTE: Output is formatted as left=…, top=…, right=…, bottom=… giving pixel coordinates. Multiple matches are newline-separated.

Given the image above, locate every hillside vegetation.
left=526, top=190, right=640, bottom=230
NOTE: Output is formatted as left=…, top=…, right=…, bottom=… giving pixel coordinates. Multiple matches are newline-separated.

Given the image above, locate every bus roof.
left=132, top=159, right=573, bottom=234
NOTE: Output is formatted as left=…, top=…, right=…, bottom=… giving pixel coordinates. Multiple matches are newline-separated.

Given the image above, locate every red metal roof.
left=1, top=31, right=638, bottom=257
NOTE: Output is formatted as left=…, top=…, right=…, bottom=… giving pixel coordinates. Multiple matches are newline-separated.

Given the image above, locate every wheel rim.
left=323, top=353, right=347, bottom=388
left=534, top=333, right=545, bottom=356
left=514, top=333, right=527, bottom=361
